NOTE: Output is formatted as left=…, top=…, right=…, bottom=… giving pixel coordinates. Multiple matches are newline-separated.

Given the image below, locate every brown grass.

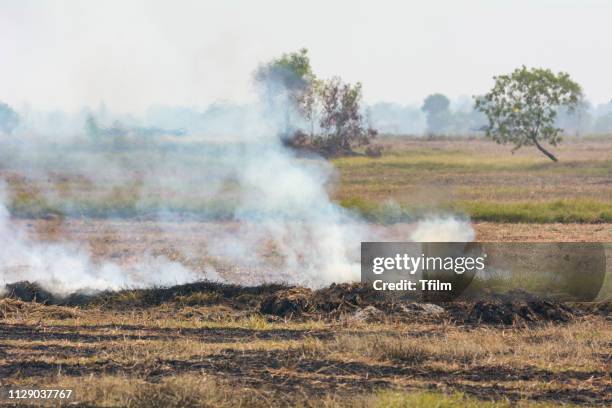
left=332, top=138, right=612, bottom=223
left=1, top=138, right=611, bottom=406
left=3, top=137, right=611, bottom=224
left=1, top=299, right=609, bottom=407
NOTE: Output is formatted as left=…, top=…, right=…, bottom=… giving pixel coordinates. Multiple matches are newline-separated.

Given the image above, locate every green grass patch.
left=457, top=199, right=611, bottom=223
left=338, top=198, right=611, bottom=223
left=363, top=390, right=565, bottom=408
left=8, top=185, right=611, bottom=223
left=7, top=191, right=238, bottom=219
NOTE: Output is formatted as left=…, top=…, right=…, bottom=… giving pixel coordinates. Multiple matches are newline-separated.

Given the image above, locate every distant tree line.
left=3, top=53, right=612, bottom=163
left=368, top=95, right=612, bottom=138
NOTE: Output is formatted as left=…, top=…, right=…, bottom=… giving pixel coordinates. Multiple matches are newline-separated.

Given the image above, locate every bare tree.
left=317, top=77, right=374, bottom=155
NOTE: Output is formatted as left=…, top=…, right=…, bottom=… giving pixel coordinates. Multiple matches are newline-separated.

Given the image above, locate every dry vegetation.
left=333, top=137, right=612, bottom=224
left=0, top=292, right=610, bottom=407
left=1, top=137, right=611, bottom=406
left=2, top=137, right=611, bottom=227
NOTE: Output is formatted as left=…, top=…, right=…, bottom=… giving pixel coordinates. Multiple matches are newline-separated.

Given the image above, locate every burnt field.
left=1, top=281, right=611, bottom=407
left=0, top=137, right=611, bottom=407
left=5, top=1, right=612, bottom=404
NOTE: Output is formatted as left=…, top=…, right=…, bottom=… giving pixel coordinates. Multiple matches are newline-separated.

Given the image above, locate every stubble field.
left=1, top=284, right=610, bottom=407
left=0, top=136, right=611, bottom=407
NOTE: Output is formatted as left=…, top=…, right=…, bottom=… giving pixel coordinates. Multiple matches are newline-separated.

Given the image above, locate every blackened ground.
left=2, top=280, right=609, bottom=325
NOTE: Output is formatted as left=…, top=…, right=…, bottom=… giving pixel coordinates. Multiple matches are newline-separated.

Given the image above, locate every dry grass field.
left=2, top=137, right=611, bottom=227
left=1, top=285, right=610, bottom=407
left=333, top=137, right=612, bottom=224
left=0, top=136, right=611, bottom=407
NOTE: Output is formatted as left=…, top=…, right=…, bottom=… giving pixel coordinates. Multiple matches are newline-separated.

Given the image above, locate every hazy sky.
left=1, top=0, right=611, bottom=113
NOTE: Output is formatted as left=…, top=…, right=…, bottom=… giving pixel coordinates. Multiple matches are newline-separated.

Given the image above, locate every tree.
left=255, top=49, right=377, bottom=156
left=298, top=80, right=321, bottom=140
left=422, top=93, right=452, bottom=135
left=255, top=48, right=315, bottom=136
left=475, top=66, right=583, bottom=161
left=318, top=77, right=374, bottom=153
left=0, top=102, right=19, bottom=135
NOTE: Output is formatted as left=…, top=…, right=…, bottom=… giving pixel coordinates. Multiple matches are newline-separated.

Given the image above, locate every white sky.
left=1, top=0, right=611, bottom=113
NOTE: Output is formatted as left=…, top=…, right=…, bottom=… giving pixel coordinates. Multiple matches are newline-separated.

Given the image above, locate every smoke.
left=367, top=102, right=427, bottom=135
left=0, top=180, right=210, bottom=295
left=0, top=135, right=371, bottom=290
left=201, top=142, right=371, bottom=287
left=410, top=217, right=474, bottom=242
left=0, top=76, right=476, bottom=297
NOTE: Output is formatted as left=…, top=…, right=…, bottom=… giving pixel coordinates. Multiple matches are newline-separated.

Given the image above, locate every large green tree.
left=475, top=66, right=583, bottom=161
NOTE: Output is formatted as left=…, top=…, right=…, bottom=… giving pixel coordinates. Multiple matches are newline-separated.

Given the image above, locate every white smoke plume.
left=410, top=217, right=475, bottom=242
left=0, top=81, right=475, bottom=296
left=0, top=181, right=206, bottom=295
